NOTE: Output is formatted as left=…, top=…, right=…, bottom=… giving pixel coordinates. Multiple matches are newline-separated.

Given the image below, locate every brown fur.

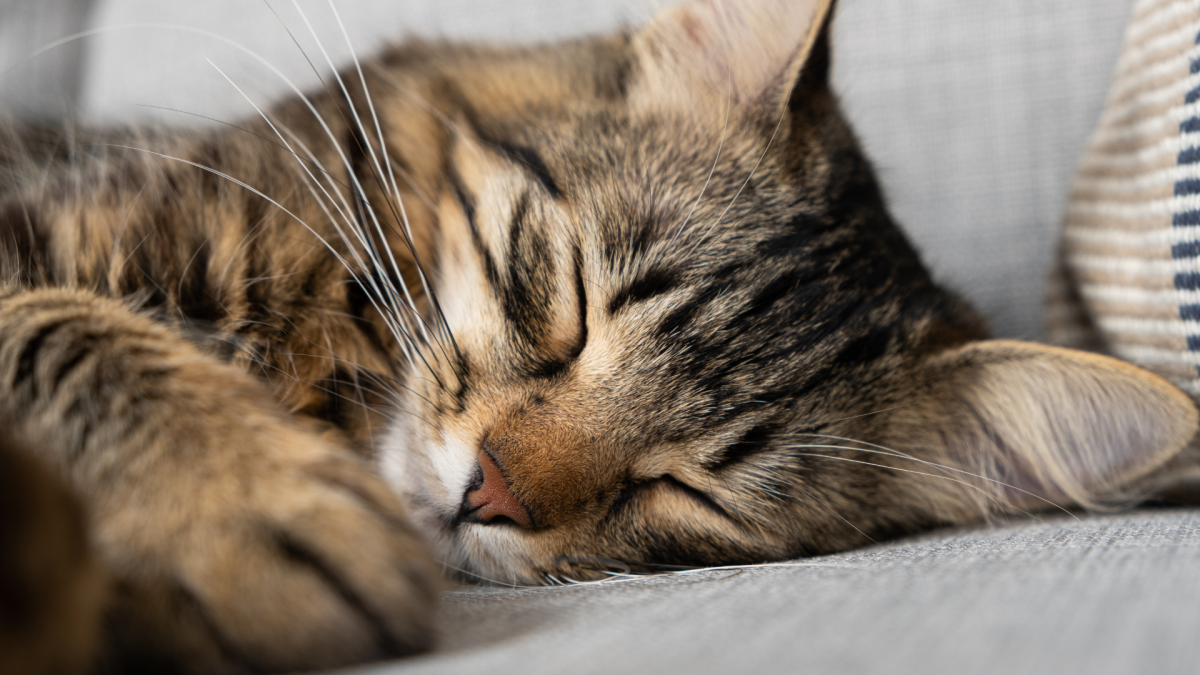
left=0, top=0, right=1196, bottom=672
left=0, top=430, right=106, bottom=675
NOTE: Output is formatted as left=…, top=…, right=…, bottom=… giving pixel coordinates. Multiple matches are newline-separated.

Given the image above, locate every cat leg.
left=0, top=430, right=107, bottom=675
left=0, top=286, right=440, bottom=674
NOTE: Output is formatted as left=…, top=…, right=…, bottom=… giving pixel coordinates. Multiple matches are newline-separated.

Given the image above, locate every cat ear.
left=631, top=0, right=837, bottom=117
left=891, top=340, right=1198, bottom=510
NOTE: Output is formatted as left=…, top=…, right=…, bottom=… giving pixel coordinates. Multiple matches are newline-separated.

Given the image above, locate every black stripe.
left=570, top=245, right=588, bottom=360
left=507, top=190, right=531, bottom=254
left=14, top=320, right=68, bottom=397
left=493, top=141, right=561, bottom=199
left=607, top=266, right=681, bottom=314
left=707, top=420, right=787, bottom=471
left=274, top=531, right=413, bottom=658
left=0, top=200, right=54, bottom=284
left=835, top=325, right=893, bottom=367
left=655, top=278, right=732, bottom=338
left=739, top=271, right=801, bottom=320
left=50, top=335, right=97, bottom=392
left=447, top=167, right=500, bottom=285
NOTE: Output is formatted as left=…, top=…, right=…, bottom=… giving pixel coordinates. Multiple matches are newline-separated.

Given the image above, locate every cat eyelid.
left=612, top=475, right=735, bottom=524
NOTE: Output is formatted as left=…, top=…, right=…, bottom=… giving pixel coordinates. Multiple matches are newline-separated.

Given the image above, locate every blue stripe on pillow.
left=1178, top=147, right=1200, bottom=164
left=1173, top=241, right=1200, bottom=257
left=1176, top=178, right=1200, bottom=195
left=1174, top=272, right=1200, bottom=290
left=1173, top=211, right=1200, bottom=226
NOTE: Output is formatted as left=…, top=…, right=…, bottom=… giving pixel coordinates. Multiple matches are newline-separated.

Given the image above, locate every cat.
left=1, top=0, right=1197, bottom=672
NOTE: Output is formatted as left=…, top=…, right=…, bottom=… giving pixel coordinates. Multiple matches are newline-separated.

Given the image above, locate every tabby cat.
left=1, top=0, right=1196, bottom=672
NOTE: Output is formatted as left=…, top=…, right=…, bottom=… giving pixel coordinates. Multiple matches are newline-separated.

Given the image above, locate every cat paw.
left=102, top=440, right=442, bottom=674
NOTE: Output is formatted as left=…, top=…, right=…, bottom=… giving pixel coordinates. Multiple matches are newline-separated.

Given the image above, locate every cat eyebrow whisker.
left=136, top=20, right=445, bottom=382
left=689, top=90, right=792, bottom=259
left=670, top=70, right=733, bottom=246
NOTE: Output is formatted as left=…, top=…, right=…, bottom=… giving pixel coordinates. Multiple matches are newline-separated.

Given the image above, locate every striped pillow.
left=1048, top=0, right=1200, bottom=398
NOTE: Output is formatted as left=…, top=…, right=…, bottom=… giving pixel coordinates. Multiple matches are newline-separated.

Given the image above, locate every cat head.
left=371, top=0, right=1198, bottom=584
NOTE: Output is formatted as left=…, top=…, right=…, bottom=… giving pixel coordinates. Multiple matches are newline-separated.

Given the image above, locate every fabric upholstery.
left=346, top=509, right=1200, bottom=675
left=1051, top=0, right=1200, bottom=398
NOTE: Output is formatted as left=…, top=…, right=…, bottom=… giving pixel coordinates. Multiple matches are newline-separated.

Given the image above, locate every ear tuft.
left=894, top=340, right=1198, bottom=511
left=632, top=0, right=835, bottom=115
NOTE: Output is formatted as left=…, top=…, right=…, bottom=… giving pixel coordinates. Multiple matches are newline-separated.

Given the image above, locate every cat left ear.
left=889, top=340, right=1198, bottom=511
left=631, top=0, right=837, bottom=118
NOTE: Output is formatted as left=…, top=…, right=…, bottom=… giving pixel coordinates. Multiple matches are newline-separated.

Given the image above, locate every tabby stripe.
left=447, top=166, right=500, bottom=285
left=655, top=278, right=733, bottom=338
left=706, top=420, right=785, bottom=471
left=496, top=141, right=561, bottom=199
left=51, top=336, right=98, bottom=392
left=13, top=320, right=68, bottom=397
left=507, top=190, right=531, bottom=256
left=274, top=531, right=412, bottom=658
left=607, top=266, right=681, bottom=314
left=570, top=245, right=588, bottom=360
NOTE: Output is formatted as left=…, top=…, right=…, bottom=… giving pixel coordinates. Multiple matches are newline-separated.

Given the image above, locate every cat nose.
left=463, top=450, right=533, bottom=528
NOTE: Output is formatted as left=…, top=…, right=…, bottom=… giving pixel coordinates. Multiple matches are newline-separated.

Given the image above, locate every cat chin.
left=376, top=410, right=512, bottom=579
left=377, top=409, right=555, bottom=585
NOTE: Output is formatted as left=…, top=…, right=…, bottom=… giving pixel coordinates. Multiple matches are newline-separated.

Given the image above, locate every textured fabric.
left=343, top=510, right=1200, bottom=675
left=0, top=0, right=94, bottom=118
left=1054, top=0, right=1200, bottom=396
left=832, top=0, right=1136, bottom=339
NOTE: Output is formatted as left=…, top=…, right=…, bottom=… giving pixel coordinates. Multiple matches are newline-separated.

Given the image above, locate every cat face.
left=375, top=0, right=1197, bottom=584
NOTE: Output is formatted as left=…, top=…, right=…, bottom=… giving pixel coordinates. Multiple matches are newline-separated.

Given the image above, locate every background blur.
left=0, top=0, right=1140, bottom=339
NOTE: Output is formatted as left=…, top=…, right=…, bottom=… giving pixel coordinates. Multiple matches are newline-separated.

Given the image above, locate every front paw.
left=101, top=439, right=442, bottom=674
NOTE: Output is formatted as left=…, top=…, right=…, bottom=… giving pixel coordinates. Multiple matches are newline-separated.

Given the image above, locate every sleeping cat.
left=1, top=0, right=1196, bottom=672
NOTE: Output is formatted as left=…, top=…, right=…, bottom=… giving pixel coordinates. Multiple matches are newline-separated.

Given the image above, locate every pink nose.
left=465, top=451, right=533, bottom=528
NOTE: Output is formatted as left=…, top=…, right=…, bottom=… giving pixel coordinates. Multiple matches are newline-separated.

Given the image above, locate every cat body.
left=1, top=0, right=1196, bottom=672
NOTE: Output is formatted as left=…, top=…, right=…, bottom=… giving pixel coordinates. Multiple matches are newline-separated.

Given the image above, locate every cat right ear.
left=888, top=340, right=1198, bottom=511
left=630, top=0, right=837, bottom=119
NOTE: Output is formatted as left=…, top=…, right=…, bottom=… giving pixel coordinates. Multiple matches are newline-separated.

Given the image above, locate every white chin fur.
left=378, top=412, right=544, bottom=584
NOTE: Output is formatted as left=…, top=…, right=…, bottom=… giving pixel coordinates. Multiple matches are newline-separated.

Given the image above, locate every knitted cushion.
left=1050, top=0, right=1200, bottom=397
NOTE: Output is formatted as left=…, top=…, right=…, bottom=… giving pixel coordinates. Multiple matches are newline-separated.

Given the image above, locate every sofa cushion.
left=349, top=509, right=1200, bottom=675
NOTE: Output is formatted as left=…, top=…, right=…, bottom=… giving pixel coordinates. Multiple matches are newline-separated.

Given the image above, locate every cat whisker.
left=272, top=121, right=429, bottom=364
left=286, top=0, right=433, bottom=343
left=284, top=0, right=463, bottom=375
left=792, top=434, right=1054, bottom=521
left=690, top=94, right=791, bottom=257
left=133, top=105, right=349, bottom=184
left=783, top=445, right=1072, bottom=521
left=793, top=483, right=879, bottom=544
left=104, top=143, right=418, bottom=366
left=196, top=59, right=424, bottom=363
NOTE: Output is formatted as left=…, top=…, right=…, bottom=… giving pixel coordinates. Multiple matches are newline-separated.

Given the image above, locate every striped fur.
left=2, top=0, right=1197, bottom=672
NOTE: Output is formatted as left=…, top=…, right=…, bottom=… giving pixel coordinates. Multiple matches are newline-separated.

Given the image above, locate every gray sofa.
left=4, top=0, right=1197, bottom=673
